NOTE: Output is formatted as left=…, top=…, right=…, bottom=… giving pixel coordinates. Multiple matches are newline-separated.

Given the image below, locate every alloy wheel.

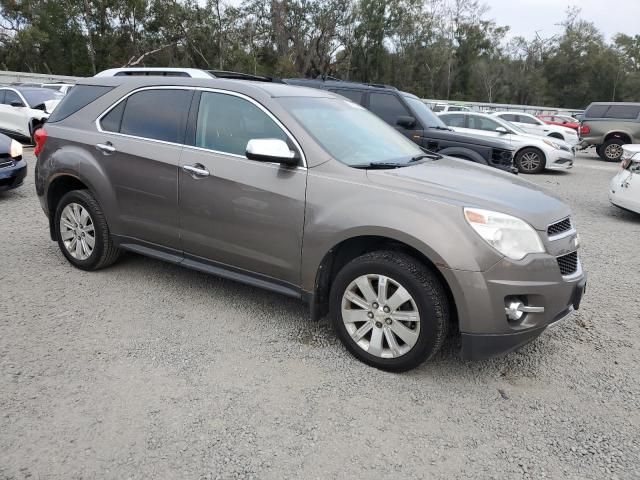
left=605, top=144, right=623, bottom=160
left=341, top=274, right=420, bottom=358
left=519, top=151, right=541, bottom=172
left=59, top=203, right=96, bottom=260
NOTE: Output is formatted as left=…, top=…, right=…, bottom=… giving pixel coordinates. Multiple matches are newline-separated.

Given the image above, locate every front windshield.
left=279, top=97, right=424, bottom=167
left=404, top=96, right=447, bottom=128
left=20, top=89, right=63, bottom=107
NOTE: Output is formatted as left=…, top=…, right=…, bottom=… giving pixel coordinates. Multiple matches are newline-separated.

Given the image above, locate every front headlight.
left=542, top=138, right=561, bottom=150
left=464, top=208, right=545, bottom=260
left=9, top=139, right=22, bottom=158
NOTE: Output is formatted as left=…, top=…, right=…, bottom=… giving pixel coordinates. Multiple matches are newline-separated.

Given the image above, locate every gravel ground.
left=1, top=150, right=639, bottom=480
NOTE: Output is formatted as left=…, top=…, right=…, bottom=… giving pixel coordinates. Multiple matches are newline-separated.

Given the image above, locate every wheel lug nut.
left=385, top=318, right=392, bottom=325
left=372, top=302, right=379, bottom=309
left=383, top=306, right=390, bottom=313
left=375, top=321, right=382, bottom=328
left=367, top=312, right=374, bottom=319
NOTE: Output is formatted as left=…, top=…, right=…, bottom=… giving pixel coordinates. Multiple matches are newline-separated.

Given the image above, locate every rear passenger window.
left=585, top=104, right=609, bottom=118
left=368, top=93, right=410, bottom=125
left=48, top=85, right=113, bottom=122
left=605, top=105, right=640, bottom=119
left=195, top=91, right=288, bottom=156
left=499, top=113, right=518, bottom=122
left=329, top=89, right=363, bottom=105
left=440, top=114, right=466, bottom=128
left=516, top=115, right=538, bottom=125
left=104, top=89, right=193, bottom=143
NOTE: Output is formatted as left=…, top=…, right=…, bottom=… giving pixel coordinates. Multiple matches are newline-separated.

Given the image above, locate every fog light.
left=504, top=297, right=545, bottom=321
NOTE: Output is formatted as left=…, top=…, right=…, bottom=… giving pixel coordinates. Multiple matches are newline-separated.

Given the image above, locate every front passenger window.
left=195, top=92, right=288, bottom=157
left=5, top=90, right=24, bottom=107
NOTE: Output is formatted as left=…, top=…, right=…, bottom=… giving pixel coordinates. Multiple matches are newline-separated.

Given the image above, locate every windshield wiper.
left=351, top=162, right=408, bottom=170
left=410, top=152, right=442, bottom=162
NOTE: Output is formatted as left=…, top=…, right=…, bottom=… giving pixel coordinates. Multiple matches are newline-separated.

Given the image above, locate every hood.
left=366, top=157, right=571, bottom=230
left=515, top=131, right=572, bottom=149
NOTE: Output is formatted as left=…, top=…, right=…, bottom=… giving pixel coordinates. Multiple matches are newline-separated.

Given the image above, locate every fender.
left=437, top=146, right=488, bottom=165
left=604, top=130, right=634, bottom=143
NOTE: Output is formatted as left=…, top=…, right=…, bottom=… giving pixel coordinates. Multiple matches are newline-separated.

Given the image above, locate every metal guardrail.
left=0, top=70, right=80, bottom=85
left=423, top=99, right=584, bottom=117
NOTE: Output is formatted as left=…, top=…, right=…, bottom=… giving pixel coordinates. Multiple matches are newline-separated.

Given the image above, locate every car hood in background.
left=367, top=157, right=571, bottom=230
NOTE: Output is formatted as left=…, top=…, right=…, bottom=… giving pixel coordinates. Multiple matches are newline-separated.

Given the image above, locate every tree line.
left=0, top=0, right=638, bottom=109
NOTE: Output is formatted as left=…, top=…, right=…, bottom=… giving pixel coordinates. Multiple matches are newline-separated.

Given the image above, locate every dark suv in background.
left=579, top=102, right=640, bottom=161
left=283, top=79, right=516, bottom=172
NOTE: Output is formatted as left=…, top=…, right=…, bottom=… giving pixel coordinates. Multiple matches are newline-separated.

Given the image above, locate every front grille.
left=491, top=148, right=514, bottom=166
left=557, top=251, right=578, bottom=276
left=548, top=217, right=572, bottom=236
left=0, top=159, right=14, bottom=169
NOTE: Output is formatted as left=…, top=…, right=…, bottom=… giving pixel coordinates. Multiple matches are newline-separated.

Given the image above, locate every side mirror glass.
left=495, top=127, right=509, bottom=134
left=10, top=101, right=24, bottom=108
left=246, top=138, right=299, bottom=166
left=396, top=116, right=417, bottom=129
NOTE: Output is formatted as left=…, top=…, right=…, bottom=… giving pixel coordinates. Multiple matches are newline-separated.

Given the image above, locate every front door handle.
left=96, top=142, right=116, bottom=154
left=182, top=163, right=210, bottom=177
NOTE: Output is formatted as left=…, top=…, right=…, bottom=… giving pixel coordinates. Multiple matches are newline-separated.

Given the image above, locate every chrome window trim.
left=95, top=85, right=307, bottom=168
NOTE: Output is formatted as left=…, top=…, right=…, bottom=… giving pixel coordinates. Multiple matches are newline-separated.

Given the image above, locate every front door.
left=178, top=90, right=307, bottom=287
left=93, top=87, right=194, bottom=249
left=0, top=89, right=30, bottom=137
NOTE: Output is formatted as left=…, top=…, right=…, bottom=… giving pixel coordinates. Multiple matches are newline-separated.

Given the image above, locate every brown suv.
left=579, top=102, right=640, bottom=161
left=34, top=76, right=586, bottom=371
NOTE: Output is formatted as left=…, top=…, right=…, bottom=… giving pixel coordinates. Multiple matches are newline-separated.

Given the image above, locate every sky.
left=485, top=0, right=640, bottom=41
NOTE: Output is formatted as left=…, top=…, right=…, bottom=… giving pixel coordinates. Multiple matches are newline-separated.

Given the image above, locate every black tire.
left=54, top=190, right=120, bottom=271
left=515, top=147, right=546, bottom=174
left=329, top=250, right=449, bottom=372
left=601, top=138, right=626, bottom=162
left=596, top=144, right=604, bottom=159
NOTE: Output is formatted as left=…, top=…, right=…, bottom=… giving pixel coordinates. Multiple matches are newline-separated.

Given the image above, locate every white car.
left=0, top=86, right=62, bottom=142
left=431, top=103, right=471, bottom=113
left=609, top=144, right=640, bottom=214
left=492, top=111, right=580, bottom=146
left=438, top=111, right=575, bottom=174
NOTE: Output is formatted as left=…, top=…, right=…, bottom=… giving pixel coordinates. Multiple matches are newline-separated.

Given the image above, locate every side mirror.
left=495, top=127, right=509, bottom=134
left=10, top=101, right=24, bottom=108
left=246, top=138, right=299, bottom=166
left=396, top=116, right=417, bottom=129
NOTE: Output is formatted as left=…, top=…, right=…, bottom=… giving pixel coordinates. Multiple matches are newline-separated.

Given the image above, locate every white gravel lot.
left=1, top=150, right=638, bottom=480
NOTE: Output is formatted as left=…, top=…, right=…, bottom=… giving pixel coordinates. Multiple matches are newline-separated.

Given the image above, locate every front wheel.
left=54, top=190, right=120, bottom=271
left=515, top=147, right=546, bottom=174
left=601, top=138, right=626, bottom=162
left=330, top=251, right=449, bottom=372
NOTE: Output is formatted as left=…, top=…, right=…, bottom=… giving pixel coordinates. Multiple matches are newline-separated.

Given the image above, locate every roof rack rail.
left=206, top=70, right=283, bottom=83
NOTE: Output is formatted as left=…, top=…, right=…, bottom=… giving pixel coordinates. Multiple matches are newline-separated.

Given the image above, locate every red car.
left=537, top=114, right=581, bottom=132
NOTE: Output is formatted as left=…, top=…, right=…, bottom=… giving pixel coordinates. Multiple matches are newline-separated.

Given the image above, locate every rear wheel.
left=601, top=138, right=626, bottom=162
left=54, top=190, right=120, bottom=271
left=515, top=147, right=546, bottom=174
left=330, top=251, right=449, bottom=372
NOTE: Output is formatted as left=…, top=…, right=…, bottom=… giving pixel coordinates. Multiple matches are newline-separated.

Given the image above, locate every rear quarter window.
left=604, top=105, right=640, bottom=120
left=47, top=85, right=113, bottom=122
left=584, top=104, right=609, bottom=118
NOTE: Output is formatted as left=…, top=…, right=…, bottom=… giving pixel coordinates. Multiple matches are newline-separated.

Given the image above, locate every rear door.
left=177, top=90, right=307, bottom=287
left=94, top=87, right=194, bottom=250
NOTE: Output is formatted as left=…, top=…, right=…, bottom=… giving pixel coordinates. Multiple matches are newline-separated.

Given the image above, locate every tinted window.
left=119, top=89, right=192, bottom=143
left=48, top=85, right=113, bottom=122
left=499, top=113, right=518, bottom=122
left=516, top=115, right=539, bottom=125
left=605, top=105, right=640, bottom=120
left=404, top=96, right=446, bottom=128
left=368, top=93, right=410, bottom=125
left=329, top=89, right=364, bottom=105
left=469, top=115, right=502, bottom=131
left=5, top=90, right=24, bottom=106
left=432, top=105, right=446, bottom=112
left=100, top=101, right=126, bottom=133
left=440, top=114, right=466, bottom=128
left=195, top=92, right=288, bottom=156
left=585, top=104, right=609, bottom=118
left=19, top=88, right=63, bottom=107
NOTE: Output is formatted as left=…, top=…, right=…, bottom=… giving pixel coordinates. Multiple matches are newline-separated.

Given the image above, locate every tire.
left=596, top=144, right=604, bottom=159
left=54, top=190, right=120, bottom=271
left=329, top=250, right=449, bottom=372
left=601, top=138, right=626, bottom=162
left=515, top=147, right=546, bottom=174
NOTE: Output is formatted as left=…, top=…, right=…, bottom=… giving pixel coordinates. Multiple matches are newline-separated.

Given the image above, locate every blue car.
left=0, top=133, right=26, bottom=191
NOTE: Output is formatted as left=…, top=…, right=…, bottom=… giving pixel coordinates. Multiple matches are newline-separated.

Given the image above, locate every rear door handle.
left=96, top=142, right=116, bottom=154
left=182, top=163, right=210, bottom=177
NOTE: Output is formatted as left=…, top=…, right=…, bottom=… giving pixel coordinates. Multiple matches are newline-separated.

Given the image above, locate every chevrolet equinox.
left=35, top=77, right=587, bottom=371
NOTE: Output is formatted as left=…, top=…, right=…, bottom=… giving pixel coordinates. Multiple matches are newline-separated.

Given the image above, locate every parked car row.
left=0, top=85, right=63, bottom=143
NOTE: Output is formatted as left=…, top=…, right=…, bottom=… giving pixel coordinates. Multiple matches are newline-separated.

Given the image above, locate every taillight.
left=579, top=125, right=590, bottom=135
left=33, top=128, right=48, bottom=157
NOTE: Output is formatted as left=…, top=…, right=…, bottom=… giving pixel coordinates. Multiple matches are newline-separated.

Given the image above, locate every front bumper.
left=440, top=249, right=586, bottom=360
left=0, top=158, right=27, bottom=191
left=547, top=149, right=574, bottom=170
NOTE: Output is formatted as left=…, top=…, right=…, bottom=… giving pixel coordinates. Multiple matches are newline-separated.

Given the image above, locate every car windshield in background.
left=20, top=88, right=63, bottom=107
left=404, top=96, right=448, bottom=128
left=279, top=97, right=424, bottom=167
left=494, top=116, right=527, bottom=134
